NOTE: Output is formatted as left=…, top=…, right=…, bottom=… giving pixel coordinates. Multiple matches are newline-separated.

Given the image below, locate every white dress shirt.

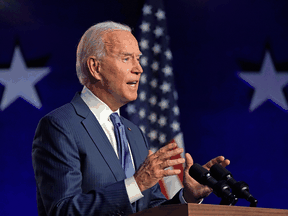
left=80, top=86, right=143, bottom=203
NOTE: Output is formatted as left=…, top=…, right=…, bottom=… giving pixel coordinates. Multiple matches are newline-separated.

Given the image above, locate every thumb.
left=185, top=153, right=194, bottom=171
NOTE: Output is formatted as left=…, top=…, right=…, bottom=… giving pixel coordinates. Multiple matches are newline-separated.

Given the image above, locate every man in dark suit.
left=32, top=21, right=230, bottom=216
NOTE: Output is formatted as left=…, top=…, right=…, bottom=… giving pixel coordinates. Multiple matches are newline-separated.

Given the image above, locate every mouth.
left=127, top=81, right=138, bottom=87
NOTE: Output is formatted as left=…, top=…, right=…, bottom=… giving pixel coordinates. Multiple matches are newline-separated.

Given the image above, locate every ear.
left=87, top=56, right=101, bottom=80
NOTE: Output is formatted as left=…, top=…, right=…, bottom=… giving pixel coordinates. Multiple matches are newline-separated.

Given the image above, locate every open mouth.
left=127, top=81, right=138, bottom=87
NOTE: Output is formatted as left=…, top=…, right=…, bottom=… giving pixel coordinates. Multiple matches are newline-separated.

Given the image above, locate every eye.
left=123, top=57, right=130, bottom=62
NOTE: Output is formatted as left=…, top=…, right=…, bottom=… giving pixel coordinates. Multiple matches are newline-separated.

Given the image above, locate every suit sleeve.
left=32, top=115, right=134, bottom=216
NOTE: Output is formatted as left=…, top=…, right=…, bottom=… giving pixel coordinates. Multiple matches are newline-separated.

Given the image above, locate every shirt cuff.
left=124, top=176, right=144, bottom=203
left=179, top=188, right=203, bottom=204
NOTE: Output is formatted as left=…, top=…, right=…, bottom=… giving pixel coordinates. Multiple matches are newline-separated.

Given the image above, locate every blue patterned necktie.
left=110, top=113, right=135, bottom=178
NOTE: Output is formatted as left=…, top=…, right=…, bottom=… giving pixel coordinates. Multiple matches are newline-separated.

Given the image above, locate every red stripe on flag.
left=159, top=179, right=169, bottom=199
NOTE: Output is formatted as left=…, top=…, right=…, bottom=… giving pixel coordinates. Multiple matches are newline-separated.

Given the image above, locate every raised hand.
left=183, top=154, right=230, bottom=203
left=134, top=143, right=185, bottom=192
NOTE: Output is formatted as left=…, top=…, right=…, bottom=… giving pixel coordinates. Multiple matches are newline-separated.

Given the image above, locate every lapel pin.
left=128, top=127, right=131, bottom=131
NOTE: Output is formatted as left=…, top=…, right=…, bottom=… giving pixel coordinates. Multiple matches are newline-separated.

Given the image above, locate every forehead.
left=103, top=30, right=141, bottom=55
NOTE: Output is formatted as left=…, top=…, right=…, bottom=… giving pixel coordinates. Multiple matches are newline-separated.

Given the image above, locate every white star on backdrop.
left=238, top=51, right=288, bottom=111
left=0, top=47, right=50, bottom=110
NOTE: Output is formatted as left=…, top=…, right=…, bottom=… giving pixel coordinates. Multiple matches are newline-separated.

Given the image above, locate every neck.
left=86, top=83, right=124, bottom=112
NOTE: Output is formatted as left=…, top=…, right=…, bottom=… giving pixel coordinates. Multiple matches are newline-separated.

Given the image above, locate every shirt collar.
left=80, top=86, right=120, bottom=124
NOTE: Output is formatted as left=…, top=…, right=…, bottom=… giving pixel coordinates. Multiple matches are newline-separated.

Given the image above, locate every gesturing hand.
left=134, top=143, right=185, bottom=192
left=183, top=154, right=230, bottom=203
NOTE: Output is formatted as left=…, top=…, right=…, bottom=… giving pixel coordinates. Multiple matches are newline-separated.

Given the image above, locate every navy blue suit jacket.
left=32, top=93, right=181, bottom=216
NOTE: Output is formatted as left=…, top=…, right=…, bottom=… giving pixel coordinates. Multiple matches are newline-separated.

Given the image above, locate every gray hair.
left=76, top=21, right=132, bottom=85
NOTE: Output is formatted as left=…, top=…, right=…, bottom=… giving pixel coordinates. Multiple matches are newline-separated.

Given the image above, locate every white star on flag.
left=125, top=104, right=136, bottom=114
left=159, top=133, right=166, bottom=144
left=151, top=61, right=159, bottom=71
left=158, top=115, right=167, bottom=127
left=139, top=108, right=146, bottom=118
left=148, top=130, right=157, bottom=141
left=139, top=91, right=146, bottom=101
left=162, top=65, right=172, bottom=76
left=0, top=46, right=50, bottom=111
left=238, top=51, right=288, bottom=111
left=148, top=112, right=157, bottom=123
left=164, top=50, right=173, bottom=60
left=142, top=4, right=152, bottom=15
left=153, top=26, right=164, bottom=38
left=140, top=56, right=148, bottom=67
left=139, top=125, right=146, bottom=133
left=140, top=74, right=147, bottom=84
left=160, top=81, right=171, bottom=94
left=139, top=39, right=149, bottom=50
left=149, top=95, right=157, bottom=105
left=155, top=9, right=166, bottom=20
left=139, top=22, right=150, bottom=32
left=158, top=98, right=169, bottom=110
left=152, top=43, right=161, bottom=54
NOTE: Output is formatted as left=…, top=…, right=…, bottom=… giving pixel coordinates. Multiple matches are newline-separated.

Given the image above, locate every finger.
left=154, top=143, right=178, bottom=157
left=162, top=168, right=181, bottom=177
left=220, top=159, right=230, bottom=167
left=159, top=157, right=185, bottom=169
left=204, top=156, right=225, bottom=170
left=184, top=153, right=194, bottom=171
left=157, top=147, right=184, bottom=161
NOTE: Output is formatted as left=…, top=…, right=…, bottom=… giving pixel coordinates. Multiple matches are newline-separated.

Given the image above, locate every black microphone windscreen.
left=210, top=163, right=232, bottom=180
left=189, top=163, right=209, bottom=184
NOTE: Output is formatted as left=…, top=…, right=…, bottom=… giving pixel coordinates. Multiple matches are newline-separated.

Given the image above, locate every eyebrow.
left=120, top=52, right=142, bottom=57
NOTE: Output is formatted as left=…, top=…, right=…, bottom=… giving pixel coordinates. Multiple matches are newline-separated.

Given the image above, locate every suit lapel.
left=71, top=93, right=126, bottom=181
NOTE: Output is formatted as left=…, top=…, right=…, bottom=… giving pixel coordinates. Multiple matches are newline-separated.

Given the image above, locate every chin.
left=124, top=93, right=138, bottom=103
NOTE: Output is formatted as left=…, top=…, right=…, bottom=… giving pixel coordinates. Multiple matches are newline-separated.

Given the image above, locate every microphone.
left=210, top=163, right=258, bottom=207
left=189, top=163, right=237, bottom=205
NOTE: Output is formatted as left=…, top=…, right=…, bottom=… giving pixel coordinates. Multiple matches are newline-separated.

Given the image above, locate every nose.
left=132, top=58, right=143, bottom=75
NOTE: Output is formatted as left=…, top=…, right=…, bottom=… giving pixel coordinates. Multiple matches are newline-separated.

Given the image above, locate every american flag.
left=123, top=0, right=185, bottom=199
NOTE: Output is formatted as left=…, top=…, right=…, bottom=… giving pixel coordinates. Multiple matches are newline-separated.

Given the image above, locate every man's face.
left=98, top=30, right=143, bottom=109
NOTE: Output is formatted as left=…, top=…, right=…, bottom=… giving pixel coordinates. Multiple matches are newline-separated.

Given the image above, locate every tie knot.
left=110, top=112, right=123, bottom=128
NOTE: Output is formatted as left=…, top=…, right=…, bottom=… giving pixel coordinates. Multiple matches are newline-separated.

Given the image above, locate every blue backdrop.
left=0, top=0, right=287, bottom=215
